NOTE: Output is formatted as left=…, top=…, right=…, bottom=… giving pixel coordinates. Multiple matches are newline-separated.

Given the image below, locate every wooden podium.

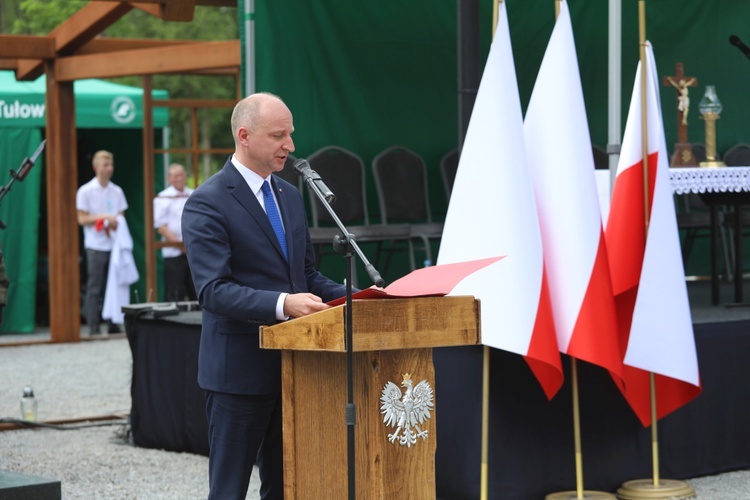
left=259, top=296, right=481, bottom=499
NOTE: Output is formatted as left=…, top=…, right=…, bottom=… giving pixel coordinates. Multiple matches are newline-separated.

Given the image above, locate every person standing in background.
left=154, top=163, right=195, bottom=302
left=76, top=150, right=128, bottom=335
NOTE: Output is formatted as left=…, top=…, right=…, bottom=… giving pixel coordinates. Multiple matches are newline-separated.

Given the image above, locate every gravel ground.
left=0, top=337, right=260, bottom=499
left=0, top=337, right=748, bottom=499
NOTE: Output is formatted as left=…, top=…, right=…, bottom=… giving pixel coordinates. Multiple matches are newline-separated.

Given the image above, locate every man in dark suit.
left=182, top=92, right=347, bottom=499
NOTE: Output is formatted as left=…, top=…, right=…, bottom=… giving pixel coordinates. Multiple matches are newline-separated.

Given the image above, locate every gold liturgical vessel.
left=698, top=85, right=726, bottom=168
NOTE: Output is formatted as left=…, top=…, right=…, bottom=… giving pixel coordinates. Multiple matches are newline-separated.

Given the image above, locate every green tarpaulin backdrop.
left=243, top=0, right=750, bottom=281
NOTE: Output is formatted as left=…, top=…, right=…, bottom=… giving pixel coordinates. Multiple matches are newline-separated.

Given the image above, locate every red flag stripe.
left=523, top=269, right=564, bottom=400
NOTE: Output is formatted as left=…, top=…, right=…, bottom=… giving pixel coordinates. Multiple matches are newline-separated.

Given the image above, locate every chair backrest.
left=273, top=153, right=300, bottom=189
left=592, top=145, right=608, bottom=169
left=723, top=142, right=750, bottom=166
left=371, top=146, right=432, bottom=224
left=440, top=149, right=459, bottom=201
left=307, top=146, right=369, bottom=226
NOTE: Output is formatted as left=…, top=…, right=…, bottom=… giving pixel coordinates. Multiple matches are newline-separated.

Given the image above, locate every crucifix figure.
left=662, top=63, right=698, bottom=166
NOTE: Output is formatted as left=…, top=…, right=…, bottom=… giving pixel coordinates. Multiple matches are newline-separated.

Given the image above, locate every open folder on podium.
left=259, top=257, right=502, bottom=499
left=327, top=255, right=504, bottom=306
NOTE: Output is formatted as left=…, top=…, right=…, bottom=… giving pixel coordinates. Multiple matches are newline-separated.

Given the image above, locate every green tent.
left=0, top=71, right=168, bottom=333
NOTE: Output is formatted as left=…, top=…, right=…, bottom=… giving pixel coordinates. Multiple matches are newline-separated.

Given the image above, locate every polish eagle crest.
left=380, top=373, right=434, bottom=447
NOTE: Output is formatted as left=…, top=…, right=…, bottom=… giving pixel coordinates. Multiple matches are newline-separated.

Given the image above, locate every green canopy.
left=0, top=71, right=168, bottom=334
left=0, top=71, right=168, bottom=129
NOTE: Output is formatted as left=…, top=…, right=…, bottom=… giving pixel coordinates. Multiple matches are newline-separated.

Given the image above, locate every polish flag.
left=605, top=43, right=701, bottom=426
left=523, top=0, right=623, bottom=381
left=437, top=2, right=563, bottom=400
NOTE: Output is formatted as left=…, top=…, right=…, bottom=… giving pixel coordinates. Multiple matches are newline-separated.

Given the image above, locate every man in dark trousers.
left=181, top=92, right=347, bottom=499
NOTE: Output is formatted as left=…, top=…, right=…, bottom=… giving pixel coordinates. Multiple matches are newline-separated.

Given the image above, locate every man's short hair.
left=168, top=163, right=186, bottom=174
left=230, top=92, right=284, bottom=138
left=92, top=150, right=113, bottom=167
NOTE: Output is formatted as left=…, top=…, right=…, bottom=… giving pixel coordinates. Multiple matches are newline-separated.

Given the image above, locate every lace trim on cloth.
left=670, top=167, right=750, bottom=194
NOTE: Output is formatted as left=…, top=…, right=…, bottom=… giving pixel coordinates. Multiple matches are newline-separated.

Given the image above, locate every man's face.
left=243, top=100, right=295, bottom=177
left=169, top=168, right=187, bottom=191
left=94, top=158, right=114, bottom=181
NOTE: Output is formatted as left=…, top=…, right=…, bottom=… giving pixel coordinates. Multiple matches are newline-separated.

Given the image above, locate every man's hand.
left=283, top=293, right=330, bottom=318
left=106, top=214, right=119, bottom=230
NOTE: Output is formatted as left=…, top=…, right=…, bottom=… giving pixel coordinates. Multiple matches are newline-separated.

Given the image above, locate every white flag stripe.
left=438, top=3, right=544, bottom=355
left=523, top=0, right=602, bottom=352
left=619, top=45, right=699, bottom=385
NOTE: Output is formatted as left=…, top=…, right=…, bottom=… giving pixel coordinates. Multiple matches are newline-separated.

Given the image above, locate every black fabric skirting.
left=125, top=312, right=750, bottom=499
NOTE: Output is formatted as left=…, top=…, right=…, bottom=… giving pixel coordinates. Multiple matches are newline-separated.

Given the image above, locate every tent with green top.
left=0, top=71, right=168, bottom=334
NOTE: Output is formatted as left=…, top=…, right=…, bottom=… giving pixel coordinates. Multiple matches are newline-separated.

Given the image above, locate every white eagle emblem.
left=380, top=373, right=434, bottom=447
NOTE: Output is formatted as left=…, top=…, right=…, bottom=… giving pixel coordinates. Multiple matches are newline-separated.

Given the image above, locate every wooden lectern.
left=259, top=296, right=481, bottom=499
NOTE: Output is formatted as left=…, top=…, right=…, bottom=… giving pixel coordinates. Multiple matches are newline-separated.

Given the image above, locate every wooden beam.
left=44, top=60, right=81, bottom=343
left=161, top=0, right=196, bottom=22
left=15, top=2, right=133, bottom=81
left=186, top=66, right=239, bottom=76
left=14, top=59, right=45, bottom=81
left=94, top=0, right=236, bottom=7
left=0, top=60, right=18, bottom=70
left=0, top=35, right=56, bottom=59
left=76, top=37, right=194, bottom=54
left=55, top=40, right=240, bottom=80
left=152, top=98, right=237, bottom=108
left=131, top=0, right=196, bottom=21
left=53, top=3, right=134, bottom=53
left=77, top=39, right=238, bottom=75
left=131, top=3, right=163, bottom=17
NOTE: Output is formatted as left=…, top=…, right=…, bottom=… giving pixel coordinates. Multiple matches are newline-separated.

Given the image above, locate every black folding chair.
left=306, top=146, right=411, bottom=280
left=371, top=145, right=444, bottom=268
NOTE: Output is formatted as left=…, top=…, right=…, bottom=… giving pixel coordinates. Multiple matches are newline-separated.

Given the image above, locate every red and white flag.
left=437, top=2, right=563, bottom=400
left=605, top=43, right=701, bottom=426
left=523, top=0, right=623, bottom=380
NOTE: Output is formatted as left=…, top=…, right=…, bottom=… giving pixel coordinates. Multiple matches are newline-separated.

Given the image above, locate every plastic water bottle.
left=20, top=385, right=37, bottom=422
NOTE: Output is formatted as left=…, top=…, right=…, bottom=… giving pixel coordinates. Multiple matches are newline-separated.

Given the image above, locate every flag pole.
left=480, top=345, right=490, bottom=500
left=543, top=3, right=616, bottom=500
left=638, top=0, right=661, bottom=485
left=571, top=359, right=584, bottom=498
left=479, top=5, right=500, bottom=498
left=640, top=0, right=659, bottom=488
left=616, top=2, right=696, bottom=498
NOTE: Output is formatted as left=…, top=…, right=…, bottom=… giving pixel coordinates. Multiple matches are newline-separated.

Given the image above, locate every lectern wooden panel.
left=260, top=296, right=480, bottom=499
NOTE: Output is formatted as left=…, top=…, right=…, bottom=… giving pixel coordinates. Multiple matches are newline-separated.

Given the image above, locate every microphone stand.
left=0, top=140, right=46, bottom=230
left=302, top=176, right=384, bottom=500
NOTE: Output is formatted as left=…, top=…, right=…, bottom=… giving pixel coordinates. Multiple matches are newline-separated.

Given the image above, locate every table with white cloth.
left=670, top=166, right=750, bottom=305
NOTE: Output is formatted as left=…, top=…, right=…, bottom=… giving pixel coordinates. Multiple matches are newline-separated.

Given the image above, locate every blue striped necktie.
left=261, top=180, right=288, bottom=260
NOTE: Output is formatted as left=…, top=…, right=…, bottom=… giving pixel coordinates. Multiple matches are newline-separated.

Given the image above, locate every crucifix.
left=662, top=63, right=698, bottom=166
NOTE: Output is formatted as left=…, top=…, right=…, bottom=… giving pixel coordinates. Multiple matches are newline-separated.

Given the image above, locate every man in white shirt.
left=153, top=163, right=195, bottom=302
left=76, top=150, right=128, bottom=335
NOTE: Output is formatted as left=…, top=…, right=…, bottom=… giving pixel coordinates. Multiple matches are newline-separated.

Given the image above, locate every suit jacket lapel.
left=223, top=162, right=288, bottom=263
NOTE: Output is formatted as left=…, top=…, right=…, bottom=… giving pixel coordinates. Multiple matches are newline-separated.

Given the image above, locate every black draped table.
left=125, top=309, right=750, bottom=499
left=125, top=310, right=208, bottom=456
left=670, top=166, right=750, bottom=305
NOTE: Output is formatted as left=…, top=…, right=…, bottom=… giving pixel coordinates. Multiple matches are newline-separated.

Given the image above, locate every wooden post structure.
left=143, top=75, right=157, bottom=301
left=662, top=63, right=698, bottom=166
left=44, top=61, right=81, bottom=342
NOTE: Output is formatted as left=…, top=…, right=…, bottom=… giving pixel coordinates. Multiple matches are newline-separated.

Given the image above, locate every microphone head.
left=730, top=35, right=741, bottom=46
left=292, top=158, right=309, bottom=174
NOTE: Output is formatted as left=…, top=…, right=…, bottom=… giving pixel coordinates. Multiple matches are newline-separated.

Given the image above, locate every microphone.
left=292, top=158, right=336, bottom=204
left=730, top=35, right=750, bottom=59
